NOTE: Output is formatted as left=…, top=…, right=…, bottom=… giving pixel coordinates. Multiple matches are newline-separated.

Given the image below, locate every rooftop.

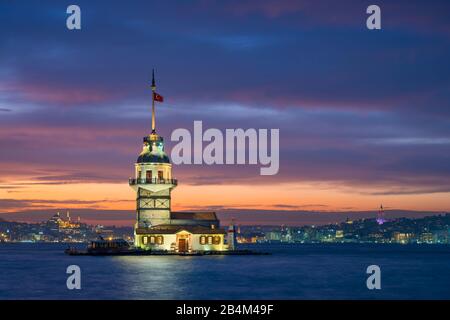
left=171, top=211, right=218, bottom=221
left=135, top=224, right=226, bottom=235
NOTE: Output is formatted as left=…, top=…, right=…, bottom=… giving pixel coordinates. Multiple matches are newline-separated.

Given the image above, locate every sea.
left=0, top=243, right=449, bottom=300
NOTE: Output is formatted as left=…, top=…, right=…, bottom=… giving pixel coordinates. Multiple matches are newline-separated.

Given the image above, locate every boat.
left=65, top=236, right=135, bottom=255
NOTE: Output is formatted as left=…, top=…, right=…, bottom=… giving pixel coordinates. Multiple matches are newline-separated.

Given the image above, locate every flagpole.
left=151, top=69, right=156, bottom=133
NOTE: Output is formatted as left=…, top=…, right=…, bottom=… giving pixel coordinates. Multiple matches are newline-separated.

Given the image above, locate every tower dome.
left=137, top=153, right=170, bottom=164
left=137, top=134, right=170, bottom=164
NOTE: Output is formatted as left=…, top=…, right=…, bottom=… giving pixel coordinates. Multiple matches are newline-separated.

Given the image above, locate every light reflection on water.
left=114, top=256, right=194, bottom=299
left=1, top=243, right=450, bottom=299
left=113, top=255, right=235, bottom=299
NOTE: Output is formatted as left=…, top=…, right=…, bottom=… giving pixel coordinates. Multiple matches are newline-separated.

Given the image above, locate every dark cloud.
left=0, top=198, right=133, bottom=211
left=0, top=209, right=135, bottom=226
left=0, top=208, right=445, bottom=227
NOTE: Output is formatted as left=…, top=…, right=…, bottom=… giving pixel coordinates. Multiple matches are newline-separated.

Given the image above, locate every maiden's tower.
left=128, top=71, right=233, bottom=252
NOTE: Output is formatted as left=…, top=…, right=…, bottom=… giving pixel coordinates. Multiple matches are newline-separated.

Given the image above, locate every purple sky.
left=0, top=0, right=449, bottom=224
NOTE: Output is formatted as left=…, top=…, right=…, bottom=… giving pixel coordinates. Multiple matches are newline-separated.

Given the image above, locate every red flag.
left=153, top=92, right=164, bottom=102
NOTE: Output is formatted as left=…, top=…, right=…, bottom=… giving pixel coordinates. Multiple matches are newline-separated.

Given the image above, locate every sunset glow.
left=1, top=0, right=449, bottom=225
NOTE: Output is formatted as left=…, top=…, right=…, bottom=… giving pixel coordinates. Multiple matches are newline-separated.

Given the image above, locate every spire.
left=151, top=69, right=156, bottom=90
left=151, top=69, right=156, bottom=133
left=377, top=204, right=386, bottom=225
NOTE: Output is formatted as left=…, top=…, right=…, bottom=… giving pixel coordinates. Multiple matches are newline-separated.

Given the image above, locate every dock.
left=65, top=248, right=270, bottom=256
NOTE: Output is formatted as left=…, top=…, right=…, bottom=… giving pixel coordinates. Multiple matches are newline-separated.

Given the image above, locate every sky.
left=0, top=0, right=449, bottom=225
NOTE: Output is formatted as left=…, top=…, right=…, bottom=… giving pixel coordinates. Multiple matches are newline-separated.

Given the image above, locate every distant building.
left=392, top=232, right=414, bottom=244
left=265, top=231, right=281, bottom=242
left=376, top=204, right=387, bottom=225
left=47, top=211, right=80, bottom=231
left=419, top=233, right=433, bottom=244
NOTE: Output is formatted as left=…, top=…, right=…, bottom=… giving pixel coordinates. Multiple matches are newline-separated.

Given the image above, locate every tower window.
left=146, top=171, right=152, bottom=181
left=158, top=171, right=164, bottom=180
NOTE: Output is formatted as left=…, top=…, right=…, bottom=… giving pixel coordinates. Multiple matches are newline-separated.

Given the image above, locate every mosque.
left=128, top=71, right=234, bottom=252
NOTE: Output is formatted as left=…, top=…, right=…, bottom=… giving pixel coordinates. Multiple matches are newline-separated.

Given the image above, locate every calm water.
left=0, top=243, right=449, bottom=300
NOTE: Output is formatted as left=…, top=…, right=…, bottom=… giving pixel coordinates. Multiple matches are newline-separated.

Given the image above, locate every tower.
left=376, top=204, right=386, bottom=225
left=129, top=70, right=177, bottom=243
left=227, top=220, right=236, bottom=250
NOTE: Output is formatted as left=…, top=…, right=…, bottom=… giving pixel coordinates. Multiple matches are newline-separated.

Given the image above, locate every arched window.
left=200, top=236, right=206, bottom=245
left=207, top=236, right=213, bottom=245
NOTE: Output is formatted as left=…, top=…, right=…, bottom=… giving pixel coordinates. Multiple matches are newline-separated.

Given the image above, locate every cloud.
left=0, top=198, right=133, bottom=212
left=0, top=207, right=445, bottom=226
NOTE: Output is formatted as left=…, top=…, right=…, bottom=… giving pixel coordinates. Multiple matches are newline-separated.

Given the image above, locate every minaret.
left=129, top=70, right=177, bottom=246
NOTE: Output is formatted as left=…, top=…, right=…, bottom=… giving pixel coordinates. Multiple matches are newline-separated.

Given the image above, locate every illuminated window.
left=142, top=236, right=148, bottom=245
left=150, top=236, right=155, bottom=244
left=207, top=236, right=213, bottom=245
left=157, top=236, right=164, bottom=244
left=200, top=236, right=206, bottom=245
left=213, top=236, right=220, bottom=245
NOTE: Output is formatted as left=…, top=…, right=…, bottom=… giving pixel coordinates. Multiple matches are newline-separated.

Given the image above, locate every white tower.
left=129, top=70, right=177, bottom=242
left=227, top=221, right=236, bottom=250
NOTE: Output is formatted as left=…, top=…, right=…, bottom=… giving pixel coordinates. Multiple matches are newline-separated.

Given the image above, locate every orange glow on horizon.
left=1, top=179, right=449, bottom=215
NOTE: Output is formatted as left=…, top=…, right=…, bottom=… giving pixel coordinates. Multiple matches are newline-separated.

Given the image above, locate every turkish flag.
left=153, top=92, right=164, bottom=102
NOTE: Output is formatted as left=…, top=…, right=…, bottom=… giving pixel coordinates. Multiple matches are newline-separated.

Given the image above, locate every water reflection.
left=1, top=244, right=450, bottom=299
left=114, top=256, right=193, bottom=299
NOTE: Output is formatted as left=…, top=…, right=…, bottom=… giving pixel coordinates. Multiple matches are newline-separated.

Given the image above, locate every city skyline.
left=1, top=0, right=450, bottom=225
left=2, top=210, right=449, bottom=245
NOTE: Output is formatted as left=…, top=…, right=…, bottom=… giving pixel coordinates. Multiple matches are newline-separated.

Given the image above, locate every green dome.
left=137, top=152, right=170, bottom=164
left=137, top=133, right=170, bottom=163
